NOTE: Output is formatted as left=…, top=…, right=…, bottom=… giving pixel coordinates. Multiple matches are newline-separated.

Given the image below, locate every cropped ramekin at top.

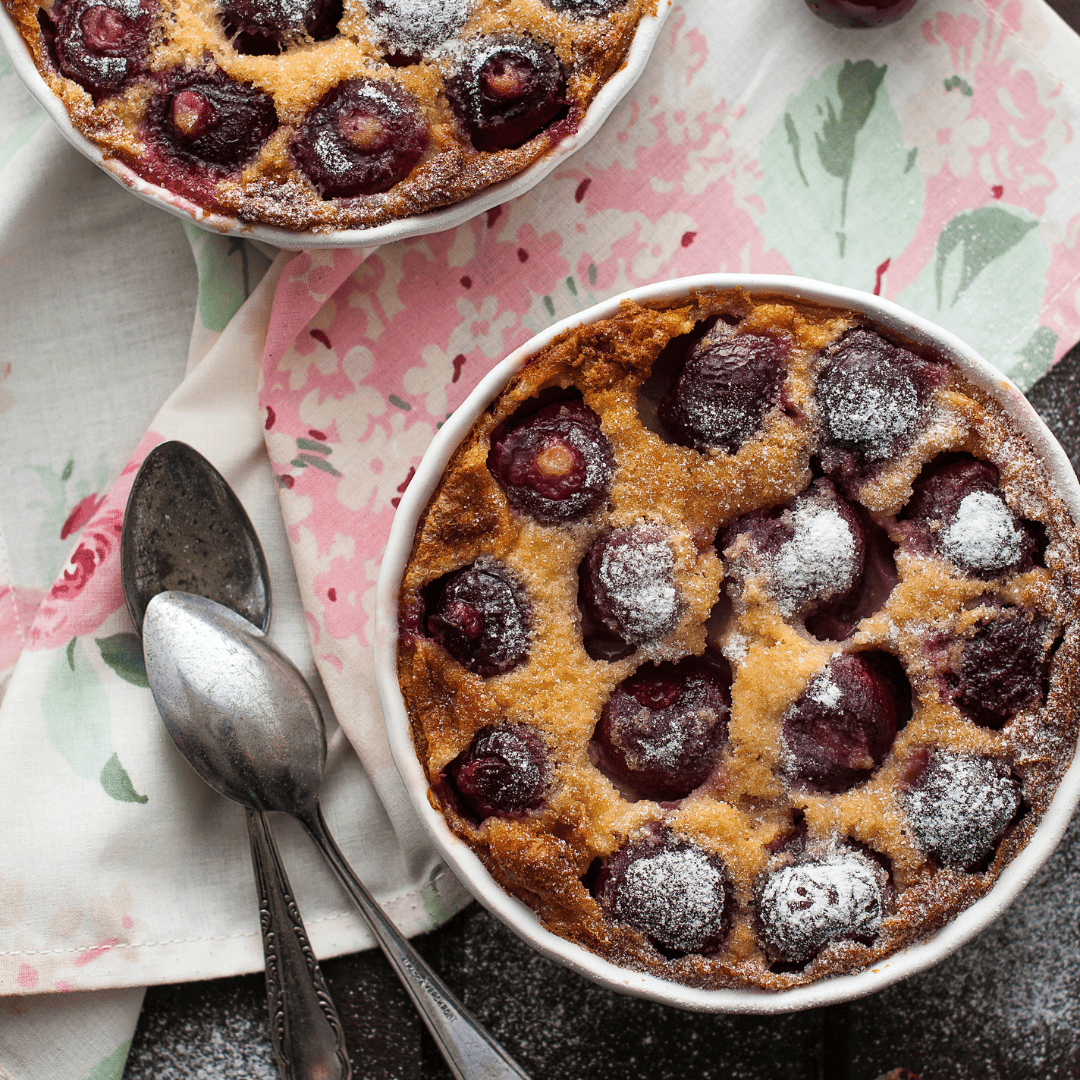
left=374, top=274, right=1080, bottom=1012
left=0, top=0, right=668, bottom=248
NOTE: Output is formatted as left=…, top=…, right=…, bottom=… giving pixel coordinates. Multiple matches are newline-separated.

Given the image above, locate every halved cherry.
left=293, top=79, right=427, bottom=197
left=488, top=398, right=614, bottom=524
left=446, top=37, right=567, bottom=152
left=594, top=657, right=731, bottom=800
left=55, top=0, right=153, bottom=98
left=425, top=559, right=531, bottom=677
left=781, top=652, right=900, bottom=792
left=445, top=724, right=550, bottom=821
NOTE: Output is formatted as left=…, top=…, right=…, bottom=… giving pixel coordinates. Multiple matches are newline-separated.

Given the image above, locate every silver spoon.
left=143, top=590, right=532, bottom=1080
left=120, top=440, right=350, bottom=1080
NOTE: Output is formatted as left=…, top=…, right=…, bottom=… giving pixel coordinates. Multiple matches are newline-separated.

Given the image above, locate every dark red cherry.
left=446, top=37, right=567, bottom=152
left=722, top=481, right=898, bottom=641
left=594, top=657, right=732, bottom=800
left=659, top=324, right=791, bottom=453
left=947, top=610, right=1049, bottom=729
left=488, top=400, right=614, bottom=524
left=782, top=652, right=899, bottom=792
left=366, top=0, right=468, bottom=60
left=580, top=524, right=680, bottom=650
left=426, top=560, right=530, bottom=677
left=147, top=70, right=277, bottom=169
left=55, top=0, right=153, bottom=98
left=903, top=455, right=1036, bottom=577
left=905, top=456, right=1000, bottom=524
left=905, top=750, right=1021, bottom=870
left=544, top=0, right=625, bottom=12
left=815, top=329, right=945, bottom=466
left=804, top=0, right=918, bottom=28
left=756, top=848, right=887, bottom=965
left=293, top=79, right=427, bottom=197
left=768, top=481, right=866, bottom=614
left=219, top=0, right=342, bottom=54
left=446, top=724, right=550, bottom=821
left=594, top=833, right=733, bottom=954
left=803, top=512, right=898, bottom=642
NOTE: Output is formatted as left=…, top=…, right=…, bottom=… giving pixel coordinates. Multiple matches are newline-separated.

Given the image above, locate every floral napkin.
left=3, top=0, right=1080, bottom=1077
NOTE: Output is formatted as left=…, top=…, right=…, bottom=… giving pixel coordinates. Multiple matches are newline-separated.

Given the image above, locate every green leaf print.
left=181, top=226, right=272, bottom=333
left=421, top=864, right=452, bottom=929
left=933, top=206, right=1039, bottom=309
left=0, top=112, right=47, bottom=176
left=25, top=454, right=110, bottom=586
left=813, top=59, right=887, bottom=238
left=82, top=1039, right=131, bottom=1080
left=44, top=639, right=113, bottom=783
left=1013, top=326, right=1058, bottom=390
left=44, top=639, right=147, bottom=802
left=758, top=60, right=923, bottom=291
left=100, top=753, right=148, bottom=804
left=898, top=205, right=1049, bottom=390
left=96, top=633, right=149, bottom=687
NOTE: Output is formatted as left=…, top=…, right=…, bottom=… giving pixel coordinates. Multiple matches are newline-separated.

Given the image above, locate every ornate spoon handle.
left=298, top=806, right=531, bottom=1080
left=247, top=807, right=352, bottom=1080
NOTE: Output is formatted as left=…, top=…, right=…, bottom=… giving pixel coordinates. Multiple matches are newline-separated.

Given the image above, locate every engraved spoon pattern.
left=120, top=441, right=350, bottom=1080
left=143, top=590, right=532, bottom=1080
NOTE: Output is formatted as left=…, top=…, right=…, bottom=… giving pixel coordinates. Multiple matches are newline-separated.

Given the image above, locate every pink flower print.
left=25, top=432, right=164, bottom=651
left=403, top=295, right=517, bottom=418
left=905, top=5, right=1061, bottom=219
left=60, top=493, right=107, bottom=541
left=27, top=507, right=126, bottom=650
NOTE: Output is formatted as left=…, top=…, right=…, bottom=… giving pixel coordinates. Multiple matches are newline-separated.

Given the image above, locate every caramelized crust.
left=398, top=290, right=1080, bottom=990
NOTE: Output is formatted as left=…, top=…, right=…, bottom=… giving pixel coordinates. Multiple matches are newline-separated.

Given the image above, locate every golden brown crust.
left=5, top=0, right=655, bottom=231
left=398, top=289, right=1080, bottom=990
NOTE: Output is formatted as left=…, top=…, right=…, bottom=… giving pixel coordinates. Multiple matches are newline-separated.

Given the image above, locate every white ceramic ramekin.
left=0, top=1, right=670, bottom=249
left=374, top=274, right=1080, bottom=1013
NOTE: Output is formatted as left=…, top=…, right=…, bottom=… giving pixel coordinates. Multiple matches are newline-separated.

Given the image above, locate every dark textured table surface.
left=123, top=4, right=1080, bottom=1077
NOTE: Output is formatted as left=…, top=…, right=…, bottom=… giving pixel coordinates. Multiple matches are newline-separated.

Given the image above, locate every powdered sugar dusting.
left=112, top=0, right=144, bottom=19
left=818, top=357, right=919, bottom=460
left=261, top=0, right=313, bottom=30
left=614, top=700, right=716, bottom=772
left=771, top=502, right=858, bottom=614
left=809, top=672, right=842, bottom=710
left=595, top=528, right=678, bottom=643
left=939, top=491, right=1027, bottom=573
left=617, top=846, right=729, bottom=953
left=905, top=751, right=1021, bottom=869
left=758, top=849, right=885, bottom=964
left=367, top=0, right=470, bottom=53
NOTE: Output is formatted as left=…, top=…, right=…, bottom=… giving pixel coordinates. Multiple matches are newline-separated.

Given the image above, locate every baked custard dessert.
left=396, top=290, right=1080, bottom=990
left=4, top=0, right=654, bottom=230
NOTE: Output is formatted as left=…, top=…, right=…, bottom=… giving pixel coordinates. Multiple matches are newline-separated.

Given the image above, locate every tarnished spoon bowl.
left=121, top=440, right=270, bottom=632
left=145, top=592, right=325, bottom=815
